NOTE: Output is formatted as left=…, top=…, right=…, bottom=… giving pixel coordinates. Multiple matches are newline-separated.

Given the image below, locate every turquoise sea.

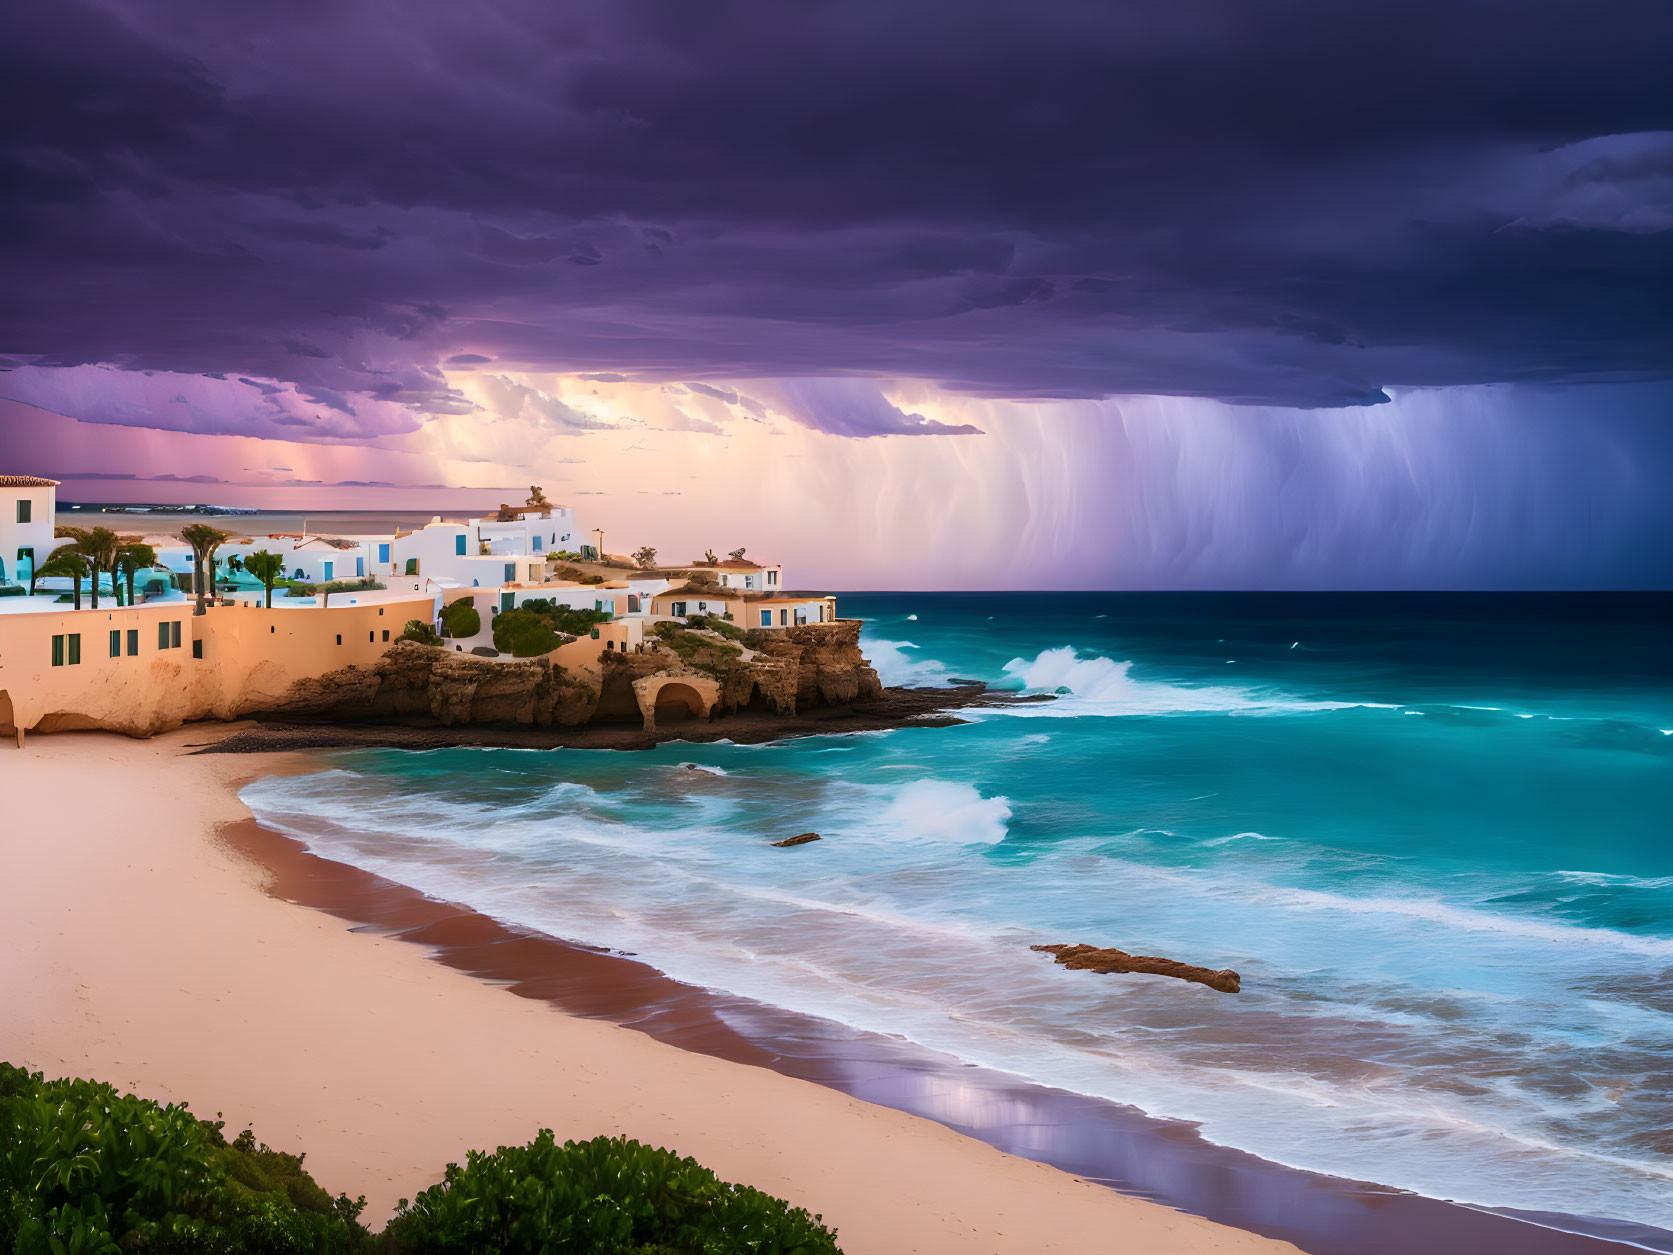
left=241, top=592, right=1673, bottom=1233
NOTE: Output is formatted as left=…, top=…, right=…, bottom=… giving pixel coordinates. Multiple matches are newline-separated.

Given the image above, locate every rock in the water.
left=1031, top=943, right=1240, bottom=993
left=771, top=832, right=822, bottom=848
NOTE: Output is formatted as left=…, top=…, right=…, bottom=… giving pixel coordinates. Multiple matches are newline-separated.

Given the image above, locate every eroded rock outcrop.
left=771, top=832, right=822, bottom=847
left=259, top=621, right=882, bottom=733
left=264, top=641, right=600, bottom=727
left=1032, top=943, right=1242, bottom=994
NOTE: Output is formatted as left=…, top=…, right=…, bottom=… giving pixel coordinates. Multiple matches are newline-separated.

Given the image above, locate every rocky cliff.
left=260, top=620, right=883, bottom=731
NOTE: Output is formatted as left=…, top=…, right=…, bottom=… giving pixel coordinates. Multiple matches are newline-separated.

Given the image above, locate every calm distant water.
left=241, top=592, right=1673, bottom=1230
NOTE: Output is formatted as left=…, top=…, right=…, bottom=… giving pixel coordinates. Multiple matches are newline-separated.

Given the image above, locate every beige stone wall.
left=0, top=594, right=436, bottom=738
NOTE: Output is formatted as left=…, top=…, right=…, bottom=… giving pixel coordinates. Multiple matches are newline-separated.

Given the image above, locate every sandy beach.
left=0, top=728, right=1297, bottom=1255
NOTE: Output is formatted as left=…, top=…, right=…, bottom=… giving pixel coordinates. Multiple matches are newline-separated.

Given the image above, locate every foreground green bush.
left=382, top=1131, right=839, bottom=1254
left=1, top=1068, right=840, bottom=1253
left=0, top=1063, right=370, bottom=1254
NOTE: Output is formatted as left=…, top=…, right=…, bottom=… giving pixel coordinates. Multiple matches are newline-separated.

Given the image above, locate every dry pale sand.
left=0, top=729, right=1298, bottom=1254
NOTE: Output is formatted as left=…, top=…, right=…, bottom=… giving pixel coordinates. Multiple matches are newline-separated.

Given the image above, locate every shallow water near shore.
left=241, top=591, right=1673, bottom=1241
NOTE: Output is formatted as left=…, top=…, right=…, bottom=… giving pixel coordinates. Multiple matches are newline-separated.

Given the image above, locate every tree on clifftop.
left=178, top=524, right=232, bottom=615
left=632, top=545, right=657, bottom=568
left=33, top=549, right=88, bottom=609
left=243, top=549, right=285, bottom=609
left=114, top=540, right=157, bottom=605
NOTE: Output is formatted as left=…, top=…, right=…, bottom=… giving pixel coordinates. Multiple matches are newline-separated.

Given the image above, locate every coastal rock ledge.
left=1031, top=943, right=1242, bottom=994
left=258, top=620, right=883, bottom=731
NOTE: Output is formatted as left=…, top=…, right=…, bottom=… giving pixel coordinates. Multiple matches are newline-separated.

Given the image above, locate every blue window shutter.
left=378, top=543, right=389, bottom=564
left=356, top=557, right=364, bottom=576
left=323, top=561, right=333, bottom=581
left=456, top=535, right=467, bottom=555
left=761, top=611, right=771, bottom=626
left=504, top=562, right=515, bottom=581
left=533, top=535, right=542, bottom=551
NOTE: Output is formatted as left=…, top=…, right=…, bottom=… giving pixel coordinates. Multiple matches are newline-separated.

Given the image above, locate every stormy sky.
left=3, top=0, right=1671, bottom=586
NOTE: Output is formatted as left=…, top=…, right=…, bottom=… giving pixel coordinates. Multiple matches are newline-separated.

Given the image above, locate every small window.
left=67, top=633, right=80, bottom=665
left=171, top=621, right=181, bottom=649
left=110, top=629, right=121, bottom=657
left=369, top=631, right=375, bottom=642
left=504, top=562, right=515, bottom=581
left=126, top=629, right=138, bottom=655
left=270, top=624, right=275, bottom=633
left=455, top=535, right=467, bottom=555
left=378, top=607, right=384, bottom=616
left=378, top=543, right=390, bottom=564
left=533, top=535, right=542, bottom=551
left=335, top=634, right=342, bottom=645
left=760, top=611, right=771, bottom=627
left=381, top=629, right=389, bottom=642
left=158, top=621, right=170, bottom=650
left=51, top=634, right=64, bottom=666
left=16, top=499, right=31, bottom=523
left=671, top=601, right=686, bottom=617
left=779, top=609, right=788, bottom=625
left=192, top=639, right=203, bottom=659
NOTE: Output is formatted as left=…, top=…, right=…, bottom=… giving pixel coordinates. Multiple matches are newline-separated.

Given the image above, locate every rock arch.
left=632, top=675, right=720, bottom=731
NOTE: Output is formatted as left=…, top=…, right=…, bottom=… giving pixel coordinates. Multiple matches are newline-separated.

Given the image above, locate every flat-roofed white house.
left=711, top=558, right=782, bottom=592
left=0, top=476, right=66, bottom=591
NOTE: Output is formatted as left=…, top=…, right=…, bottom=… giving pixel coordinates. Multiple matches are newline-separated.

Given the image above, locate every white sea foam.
left=998, top=646, right=1385, bottom=717
left=677, top=762, right=729, bottom=776
left=879, top=779, right=1012, bottom=844
left=239, top=757, right=1673, bottom=1234
left=863, top=636, right=953, bottom=687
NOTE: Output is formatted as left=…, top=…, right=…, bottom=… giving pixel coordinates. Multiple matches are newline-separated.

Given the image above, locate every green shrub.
left=517, top=601, right=611, bottom=638
left=283, top=578, right=386, bottom=598
left=399, top=620, right=444, bottom=646
left=492, top=608, right=566, bottom=657
left=440, top=598, right=480, bottom=639
left=381, top=1131, right=839, bottom=1255
left=0, top=1063, right=370, bottom=1255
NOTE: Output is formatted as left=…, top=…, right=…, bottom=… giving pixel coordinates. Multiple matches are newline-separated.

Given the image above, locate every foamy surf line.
left=231, top=792, right=1673, bottom=1255
left=983, top=646, right=1395, bottom=717
left=244, top=763, right=1673, bottom=1237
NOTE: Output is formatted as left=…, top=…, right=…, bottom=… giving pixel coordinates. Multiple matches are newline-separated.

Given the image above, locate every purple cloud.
left=0, top=0, right=1667, bottom=440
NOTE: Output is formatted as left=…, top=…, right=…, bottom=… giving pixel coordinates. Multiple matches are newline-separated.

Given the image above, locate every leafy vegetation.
left=649, top=622, right=745, bottom=679
left=1, top=1068, right=839, bottom=1255
left=440, top=598, right=480, bottom=639
left=283, top=578, right=387, bottom=599
left=244, top=550, right=286, bottom=609
left=399, top=619, right=444, bottom=646
left=492, top=608, right=568, bottom=657
left=0, top=1063, right=369, bottom=1254
left=631, top=546, right=657, bottom=569
left=381, top=1131, right=839, bottom=1255
left=178, top=524, right=232, bottom=615
left=684, top=614, right=746, bottom=642
left=516, top=601, right=612, bottom=638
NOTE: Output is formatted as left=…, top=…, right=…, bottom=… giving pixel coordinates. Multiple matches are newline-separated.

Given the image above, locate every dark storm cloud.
left=1, top=0, right=1671, bottom=433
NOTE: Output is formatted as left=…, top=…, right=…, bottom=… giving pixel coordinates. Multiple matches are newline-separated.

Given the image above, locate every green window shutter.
left=171, top=621, right=181, bottom=648
left=110, top=629, right=121, bottom=657
left=159, top=621, right=170, bottom=649
left=67, top=634, right=81, bottom=665
left=127, top=629, right=138, bottom=655
left=51, top=635, right=63, bottom=666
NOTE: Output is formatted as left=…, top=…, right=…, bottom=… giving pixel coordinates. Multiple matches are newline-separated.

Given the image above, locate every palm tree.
left=243, top=549, right=285, bottom=609
left=178, top=524, right=232, bottom=615
left=54, top=527, right=119, bottom=609
left=115, top=541, right=158, bottom=605
left=34, top=550, right=89, bottom=610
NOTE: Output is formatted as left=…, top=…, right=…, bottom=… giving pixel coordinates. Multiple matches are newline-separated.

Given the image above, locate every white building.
left=0, top=476, right=66, bottom=590
left=711, top=558, right=782, bottom=592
